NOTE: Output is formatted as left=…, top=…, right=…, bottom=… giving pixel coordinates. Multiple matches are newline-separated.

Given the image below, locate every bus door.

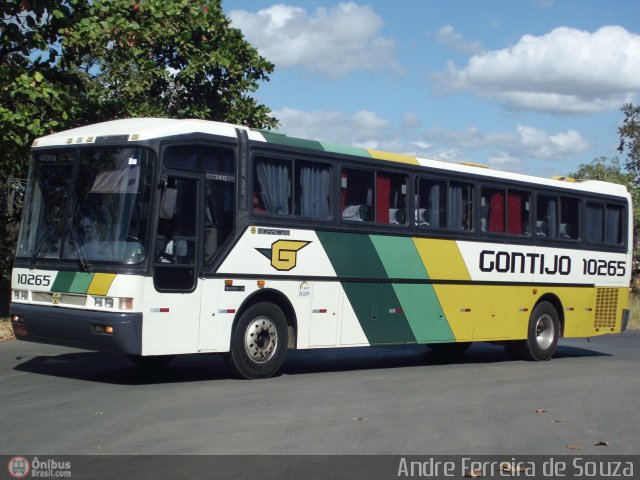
left=147, top=173, right=202, bottom=354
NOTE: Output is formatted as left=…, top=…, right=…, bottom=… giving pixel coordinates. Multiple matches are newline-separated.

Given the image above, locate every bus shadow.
left=13, top=342, right=610, bottom=384
left=281, top=342, right=611, bottom=375
left=13, top=351, right=232, bottom=385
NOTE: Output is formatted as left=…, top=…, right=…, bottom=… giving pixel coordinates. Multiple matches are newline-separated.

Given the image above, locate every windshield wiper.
left=29, top=226, right=54, bottom=269
left=67, top=218, right=92, bottom=271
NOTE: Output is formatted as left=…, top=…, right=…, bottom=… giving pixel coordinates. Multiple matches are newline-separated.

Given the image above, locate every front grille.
left=32, top=291, right=87, bottom=307
left=594, top=288, right=618, bottom=330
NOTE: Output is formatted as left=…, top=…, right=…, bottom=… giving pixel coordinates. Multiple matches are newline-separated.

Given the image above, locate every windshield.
left=16, top=146, right=154, bottom=266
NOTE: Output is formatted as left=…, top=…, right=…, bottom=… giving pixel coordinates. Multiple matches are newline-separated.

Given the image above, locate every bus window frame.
left=250, top=152, right=334, bottom=223
left=339, top=165, right=410, bottom=228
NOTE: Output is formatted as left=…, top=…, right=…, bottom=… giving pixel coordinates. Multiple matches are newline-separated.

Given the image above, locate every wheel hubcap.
left=535, top=314, right=554, bottom=350
left=244, top=316, right=278, bottom=364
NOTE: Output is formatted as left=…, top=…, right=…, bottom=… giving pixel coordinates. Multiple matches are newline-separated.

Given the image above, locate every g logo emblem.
left=51, top=292, right=62, bottom=305
left=257, top=240, right=310, bottom=271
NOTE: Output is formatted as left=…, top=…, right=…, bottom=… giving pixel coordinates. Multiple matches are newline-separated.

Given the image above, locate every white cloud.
left=229, top=3, right=400, bottom=78
left=273, top=107, right=391, bottom=148
left=273, top=108, right=589, bottom=173
left=433, top=26, right=640, bottom=114
left=423, top=124, right=590, bottom=160
left=436, top=25, right=483, bottom=55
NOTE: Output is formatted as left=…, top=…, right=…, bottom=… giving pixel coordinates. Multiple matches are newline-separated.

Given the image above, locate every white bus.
left=10, top=118, right=631, bottom=378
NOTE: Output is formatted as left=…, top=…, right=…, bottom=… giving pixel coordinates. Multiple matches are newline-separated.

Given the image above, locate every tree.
left=569, top=156, right=640, bottom=287
left=619, top=103, right=640, bottom=178
left=62, top=0, right=277, bottom=127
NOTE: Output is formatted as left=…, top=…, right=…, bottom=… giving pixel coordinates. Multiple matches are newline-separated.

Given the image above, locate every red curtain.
left=507, top=192, right=523, bottom=234
left=488, top=191, right=505, bottom=232
left=376, top=175, right=390, bottom=223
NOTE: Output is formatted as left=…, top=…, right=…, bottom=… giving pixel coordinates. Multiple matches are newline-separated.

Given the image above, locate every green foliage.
left=619, top=103, right=640, bottom=177
left=63, top=0, right=277, bottom=126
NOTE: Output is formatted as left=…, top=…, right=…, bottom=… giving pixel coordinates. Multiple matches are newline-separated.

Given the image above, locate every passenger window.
left=254, top=157, right=292, bottom=215
left=560, top=197, right=580, bottom=239
left=449, top=182, right=474, bottom=231
left=536, top=195, right=557, bottom=238
left=341, top=168, right=374, bottom=221
left=295, top=161, right=331, bottom=219
left=416, top=178, right=446, bottom=227
left=587, top=203, right=623, bottom=245
left=376, top=172, right=407, bottom=225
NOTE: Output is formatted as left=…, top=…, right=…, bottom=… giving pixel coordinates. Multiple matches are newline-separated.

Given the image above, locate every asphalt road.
left=1, top=332, right=639, bottom=456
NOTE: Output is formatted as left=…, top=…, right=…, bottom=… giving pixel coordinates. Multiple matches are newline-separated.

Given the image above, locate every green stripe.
left=318, top=231, right=417, bottom=345
left=317, top=231, right=388, bottom=278
left=51, top=271, right=75, bottom=292
left=343, top=283, right=416, bottom=345
left=68, top=272, right=95, bottom=293
left=370, top=235, right=425, bottom=279
left=260, top=132, right=325, bottom=152
left=392, top=284, right=455, bottom=343
left=320, top=142, right=370, bottom=158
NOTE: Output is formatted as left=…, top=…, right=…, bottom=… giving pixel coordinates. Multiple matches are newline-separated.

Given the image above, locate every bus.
left=10, top=118, right=632, bottom=379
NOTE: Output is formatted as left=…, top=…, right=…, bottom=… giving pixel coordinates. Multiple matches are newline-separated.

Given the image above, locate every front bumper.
left=9, top=303, right=142, bottom=355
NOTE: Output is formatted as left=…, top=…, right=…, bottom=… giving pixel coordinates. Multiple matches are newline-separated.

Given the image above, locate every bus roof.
left=33, top=117, right=629, bottom=199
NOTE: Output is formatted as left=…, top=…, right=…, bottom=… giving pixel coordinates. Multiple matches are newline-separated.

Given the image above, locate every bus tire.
left=228, top=302, right=288, bottom=379
left=127, top=354, right=175, bottom=368
left=519, top=301, right=560, bottom=361
left=426, top=342, right=471, bottom=356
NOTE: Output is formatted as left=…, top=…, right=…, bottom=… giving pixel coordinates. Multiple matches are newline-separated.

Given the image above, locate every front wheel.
left=519, top=301, right=560, bottom=361
left=227, top=302, right=288, bottom=379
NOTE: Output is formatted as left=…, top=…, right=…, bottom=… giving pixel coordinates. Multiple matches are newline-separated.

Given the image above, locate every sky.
left=222, top=0, right=640, bottom=178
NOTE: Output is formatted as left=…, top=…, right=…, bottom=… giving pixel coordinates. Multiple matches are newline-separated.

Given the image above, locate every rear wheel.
left=228, top=302, right=288, bottom=379
left=426, top=341, right=471, bottom=356
left=518, top=301, right=560, bottom=361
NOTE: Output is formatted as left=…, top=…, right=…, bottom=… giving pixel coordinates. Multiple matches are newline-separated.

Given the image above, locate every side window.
left=155, top=177, right=197, bottom=266
left=449, top=181, right=474, bottom=231
left=203, top=147, right=235, bottom=263
left=560, top=197, right=580, bottom=239
left=416, top=178, right=446, bottom=227
left=536, top=195, right=557, bottom=238
left=341, top=168, right=374, bottom=221
left=164, top=145, right=199, bottom=170
left=254, top=157, right=292, bottom=215
left=295, top=161, right=331, bottom=219
left=376, top=172, right=407, bottom=225
left=587, top=203, right=623, bottom=245
left=480, top=187, right=505, bottom=233
left=154, top=176, right=199, bottom=292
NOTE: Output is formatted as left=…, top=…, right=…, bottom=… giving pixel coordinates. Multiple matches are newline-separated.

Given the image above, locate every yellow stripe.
left=413, top=238, right=470, bottom=280
left=367, top=149, right=419, bottom=165
left=87, top=273, right=117, bottom=296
